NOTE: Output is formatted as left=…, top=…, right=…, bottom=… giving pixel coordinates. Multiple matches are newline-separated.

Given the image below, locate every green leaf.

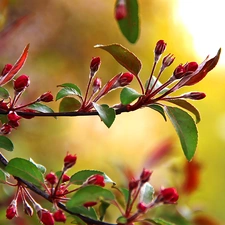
left=119, top=187, right=129, bottom=204
left=0, top=115, right=8, bottom=124
left=57, top=83, right=82, bottom=95
left=0, top=169, right=6, bottom=182
left=95, top=44, right=142, bottom=76
left=0, top=87, right=9, bottom=99
left=59, top=97, right=81, bottom=112
left=0, top=136, right=14, bottom=151
left=164, top=106, right=198, bottom=161
left=120, top=87, right=142, bottom=105
left=29, top=158, right=46, bottom=174
left=166, top=99, right=201, bottom=123
left=99, top=201, right=110, bottom=221
left=148, top=104, right=167, bottom=121
left=5, top=158, right=44, bottom=187
left=140, top=182, right=154, bottom=204
left=28, top=103, right=54, bottom=114
left=70, top=170, right=114, bottom=185
left=145, top=218, right=175, bottom=225
left=56, top=86, right=82, bottom=101
left=117, top=216, right=128, bottom=224
left=67, top=185, right=115, bottom=208
left=69, top=206, right=97, bottom=220
left=93, top=103, right=116, bottom=128
left=145, top=76, right=170, bottom=94
left=116, top=0, right=139, bottom=44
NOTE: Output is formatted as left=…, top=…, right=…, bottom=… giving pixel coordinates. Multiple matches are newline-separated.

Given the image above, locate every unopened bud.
left=0, top=101, right=9, bottom=111
left=1, top=124, right=12, bottom=135
left=155, top=187, right=179, bottom=204
left=90, top=57, right=101, bottom=77
left=83, top=201, right=97, bottom=208
left=154, top=40, right=167, bottom=62
left=129, top=179, right=139, bottom=191
left=137, top=202, right=147, bottom=213
left=37, top=209, right=54, bottom=225
left=1, top=64, right=12, bottom=76
left=118, top=72, right=134, bottom=86
left=182, top=92, right=206, bottom=100
left=20, top=108, right=36, bottom=119
left=93, top=77, right=102, bottom=93
left=39, top=92, right=54, bottom=102
left=173, top=64, right=185, bottom=79
left=6, top=200, right=18, bottom=220
left=86, top=174, right=105, bottom=187
left=64, top=153, right=77, bottom=170
left=23, top=201, right=33, bottom=217
left=115, top=0, right=127, bottom=20
left=140, top=168, right=152, bottom=183
left=62, top=174, right=70, bottom=183
left=53, top=210, right=66, bottom=223
left=8, top=111, right=21, bottom=122
left=184, top=61, right=198, bottom=75
left=45, top=172, right=58, bottom=185
left=14, top=75, right=30, bottom=93
left=162, top=54, right=175, bottom=68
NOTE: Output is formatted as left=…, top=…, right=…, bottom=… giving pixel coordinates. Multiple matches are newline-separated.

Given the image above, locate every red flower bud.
left=162, top=54, right=175, bottom=68
left=90, top=57, right=101, bottom=77
left=6, top=200, right=18, bottom=220
left=115, top=0, right=127, bottom=20
left=1, top=64, right=12, bottom=76
left=0, top=101, right=9, bottom=111
left=86, top=174, right=105, bottom=187
left=93, top=77, right=102, bottom=93
left=154, top=40, right=167, bottom=62
left=184, top=61, right=198, bottom=75
left=137, top=202, right=147, bottom=213
left=53, top=210, right=66, bottom=223
left=8, top=111, right=21, bottom=122
left=129, top=179, right=139, bottom=191
left=173, top=64, right=185, bottom=79
left=1, top=124, right=12, bottom=135
left=155, top=187, right=179, bottom=204
left=118, top=72, right=134, bottom=86
left=45, top=172, right=58, bottom=185
left=8, top=120, right=20, bottom=128
left=62, top=174, right=70, bottom=183
left=37, top=209, right=55, bottom=225
left=140, top=168, right=152, bottom=183
left=182, top=92, right=206, bottom=100
left=20, top=108, right=36, bottom=119
left=14, top=75, right=30, bottom=92
left=83, top=201, right=97, bottom=208
left=64, top=153, right=77, bottom=170
left=39, top=92, right=54, bottom=102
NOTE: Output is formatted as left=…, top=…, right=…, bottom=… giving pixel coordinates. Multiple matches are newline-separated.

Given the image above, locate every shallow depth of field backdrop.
left=0, top=0, right=225, bottom=224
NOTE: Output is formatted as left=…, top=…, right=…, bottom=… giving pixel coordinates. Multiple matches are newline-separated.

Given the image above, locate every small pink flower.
left=64, top=153, right=77, bottom=170
left=53, top=210, right=66, bottom=223
left=14, top=74, right=30, bottom=92
left=86, top=174, right=105, bottom=187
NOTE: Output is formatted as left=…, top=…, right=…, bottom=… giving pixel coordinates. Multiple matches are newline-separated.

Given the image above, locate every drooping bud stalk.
left=181, top=92, right=206, bottom=100
left=45, top=172, right=58, bottom=185
left=1, top=64, right=12, bottom=76
left=173, top=64, right=185, bottom=79
left=155, top=187, right=179, bottom=204
left=53, top=210, right=66, bottom=223
left=38, top=92, right=54, bottom=102
left=6, top=200, right=18, bottom=220
left=117, top=72, right=134, bottom=86
left=154, top=40, right=167, bottom=62
left=92, top=77, right=102, bottom=94
left=63, top=153, right=77, bottom=170
left=90, top=57, right=101, bottom=77
left=140, top=168, right=152, bottom=183
left=115, top=0, right=127, bottom=20
left=14, top=75, right=30, bottom=93
left=86, top=174, right=105, bottom=187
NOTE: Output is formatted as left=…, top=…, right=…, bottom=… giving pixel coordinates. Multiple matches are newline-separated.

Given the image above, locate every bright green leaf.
left=140, top=182, right=154, bottom=204
left=164, top=106, right=198, bottom=161
left=116, top=0, right=139, bottom=44
left=57, top=83, right=82, bottom=95
left=5, top=158, right=44, bottom=187
left=69, top=206, right=97, bottom=221
left=0, top=169, right=6, bottom=182
left=120, top=87, right=142, bottom=105
left=67, top=185, right=115, bottom=208
left=166, top=99, right=201, bottom=123
left=0, top=115, right=8, bottom=124
left=148, top=104, right=167, bottom=121
left=59, top=97, right=81, bottom=112
left=93, top=103, right=115, bottom=128
left=0, top=87, right=9, bottom=99
left=95, top=44, right=142, bottom=76
left=28, top=103, right=54, bottom=114
left=99, top=201, right=110, bottom=221
left=0, top=136, right=14, bottom=151
left=70, top=170, right=114, bottom=185
left=119, top=187, right=129, bottom=204
left=29, top=158, right=46, bottom=174
left=117, top=216, right=128, bottom=224
left=145, top=218, right=175, bottom=225
left=56, top=86, right=82, bottom=101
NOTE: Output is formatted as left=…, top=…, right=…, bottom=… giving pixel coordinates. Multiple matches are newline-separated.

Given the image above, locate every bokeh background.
left=0, top=0, right=225, bottom=224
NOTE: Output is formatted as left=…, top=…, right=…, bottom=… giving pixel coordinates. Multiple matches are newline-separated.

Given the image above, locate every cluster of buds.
left=0, top=65, right=54, bottom=135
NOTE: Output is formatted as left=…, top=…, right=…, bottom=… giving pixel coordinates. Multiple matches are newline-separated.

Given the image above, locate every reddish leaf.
left=176, top=48, right=221, bottom=88
left=0, top=44, right=30, bottom=86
